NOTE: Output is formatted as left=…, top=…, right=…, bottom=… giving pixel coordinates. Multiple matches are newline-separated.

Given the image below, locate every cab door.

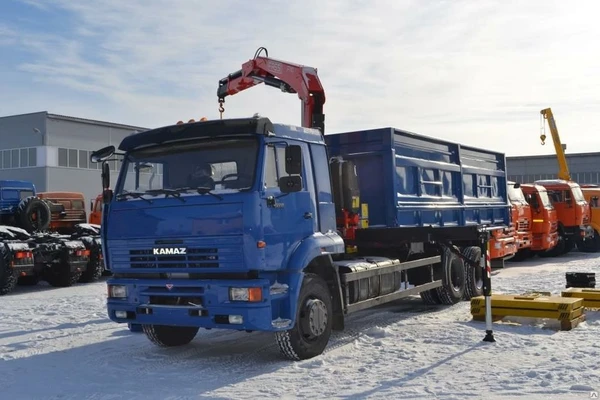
left=261, top=141, right=317, bottom=270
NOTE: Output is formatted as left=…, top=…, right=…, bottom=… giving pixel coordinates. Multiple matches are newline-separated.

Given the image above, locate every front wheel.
left=275, top=273, right=333, bottom=361
left=143, top=324, right=199, bottom=346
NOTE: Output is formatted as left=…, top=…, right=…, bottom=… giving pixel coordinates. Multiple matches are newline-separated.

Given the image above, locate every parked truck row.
left=0, top=180, right=104, bottom=295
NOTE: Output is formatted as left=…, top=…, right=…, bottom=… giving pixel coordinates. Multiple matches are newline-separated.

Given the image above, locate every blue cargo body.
left=324, top=127, right=510, bottom=230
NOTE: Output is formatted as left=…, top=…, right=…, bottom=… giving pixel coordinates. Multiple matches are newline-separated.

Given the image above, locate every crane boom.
left=540, top=107, right=571, bottom=181
left=217, top=47, right=326, bottom=135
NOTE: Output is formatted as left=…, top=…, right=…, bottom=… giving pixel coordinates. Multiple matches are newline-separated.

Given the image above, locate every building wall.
left=0, top=111, right=148, bottom=211
left=506, top=153, right=600, bottom=184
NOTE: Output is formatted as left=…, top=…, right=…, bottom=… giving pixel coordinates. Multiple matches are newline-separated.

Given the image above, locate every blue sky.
left=1, top=0, right=599, bottom=156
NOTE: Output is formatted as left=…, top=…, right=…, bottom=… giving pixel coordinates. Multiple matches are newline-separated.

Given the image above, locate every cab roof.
left=118, top=116, right=325, bottom=152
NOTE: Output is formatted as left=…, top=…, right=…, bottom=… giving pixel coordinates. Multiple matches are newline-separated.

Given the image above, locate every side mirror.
left=102, top=188, right=113, bottom=204
left=513, top=182, right=521, bottom=189
left=279, top=175, right=303, bottom=193
left=285, top=145, right=302, bottom=175
left=101, top=161, right=111, bottom=190
left=90, top=145, right=115, bottom=163
left=90, top=200, right=93, bottom=212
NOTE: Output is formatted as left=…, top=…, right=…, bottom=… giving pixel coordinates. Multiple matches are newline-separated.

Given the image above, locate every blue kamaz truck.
left=92, top=113, right=509, bottom=360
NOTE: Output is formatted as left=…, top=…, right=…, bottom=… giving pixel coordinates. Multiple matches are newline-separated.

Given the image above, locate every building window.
left=0, top=147, right=37, bottom=169
left=20, top=149, right=28, bottom=168
left=58, top=148, right=68, bottom=167
left=11, top=149, right=19, bottom=168
left=28, top=148, right=36, bottom=167
left=79, top=150, right=88, bottom=169
left=68, top=149, right=78, bottom=168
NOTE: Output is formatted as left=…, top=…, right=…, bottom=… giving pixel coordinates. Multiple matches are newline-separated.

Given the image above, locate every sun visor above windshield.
left=118, top=117, right=275, bottom=152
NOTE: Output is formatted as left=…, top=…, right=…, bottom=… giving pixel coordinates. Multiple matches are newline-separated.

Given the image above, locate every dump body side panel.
left=324, top=128, right=510, bottom=230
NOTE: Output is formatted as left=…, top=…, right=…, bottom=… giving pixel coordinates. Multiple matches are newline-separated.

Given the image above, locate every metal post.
left=481, top=232, right=496, bottom=342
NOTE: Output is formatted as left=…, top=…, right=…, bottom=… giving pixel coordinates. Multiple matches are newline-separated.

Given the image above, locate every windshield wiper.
left=144, top=188, right=186, bottom=202
left=175, top=186, right=223, bottom=201
left=115, top=191, right=153, bottom=204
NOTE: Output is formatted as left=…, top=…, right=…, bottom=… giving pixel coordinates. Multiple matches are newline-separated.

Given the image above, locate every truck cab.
left=506, top=182, right=532, bottom=257
left=578, top=185, right=600, bottom=252
left=519, top=183, right=559, bottom=256
left=533, top=179, right=592, bottom=254
left=89, top=193, right=103, bottom=225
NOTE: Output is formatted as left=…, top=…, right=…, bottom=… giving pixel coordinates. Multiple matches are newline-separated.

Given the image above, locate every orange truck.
left=532, top=179, right=592, bottom=255
left=89, top=193, right=103, bottom=225
left=578, top=184, right=600, bottom=252
left=506, top=182, right=559, bottom=260
left=534, top=108, right=593, bottom=255
left=519, top=183, right=559, bottom=257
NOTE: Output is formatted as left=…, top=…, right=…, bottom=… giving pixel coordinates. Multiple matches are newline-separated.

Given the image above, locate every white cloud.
left=1, top=0, right=600, bottom=156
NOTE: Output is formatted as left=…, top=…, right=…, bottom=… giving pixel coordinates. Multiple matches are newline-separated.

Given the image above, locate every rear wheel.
left=435, top=246, right=466, bottom=305
left=78, top=241, right=103, bottom=283
left=419, top=288, right=441, bottom=304
left=44, top=263, right=82, bottom=287
left=143, top=324, right=199, bottom=346
left=462, top=246, right=483, bottom=300
left=577, top=230, right=600, bottom=252
left=0, top=245, right=17, bottom=296
left=275, top=273, right=333, bottom=361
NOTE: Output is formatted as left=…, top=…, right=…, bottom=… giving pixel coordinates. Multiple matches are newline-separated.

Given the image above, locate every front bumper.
left=106, top=278, right=290, bottom=332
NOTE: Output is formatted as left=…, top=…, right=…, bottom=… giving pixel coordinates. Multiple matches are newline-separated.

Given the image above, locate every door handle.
left=303, top=212, right=312, bottom=219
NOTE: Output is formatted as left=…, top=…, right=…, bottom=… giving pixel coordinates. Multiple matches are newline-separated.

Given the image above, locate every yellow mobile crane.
left=539, top=108, right=570, bottom=180
left=535, top=107, right=592, bottom=255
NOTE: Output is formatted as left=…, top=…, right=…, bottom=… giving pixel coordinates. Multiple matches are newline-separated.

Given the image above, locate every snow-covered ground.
left=1, top=252, right=599, bottom=400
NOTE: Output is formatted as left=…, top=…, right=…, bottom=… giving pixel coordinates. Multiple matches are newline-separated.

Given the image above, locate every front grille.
left=109, top=236, right=244, bottom=270
left=130, top=248, right=219, bottom=268
left=518, top=220, right=530, bottom=231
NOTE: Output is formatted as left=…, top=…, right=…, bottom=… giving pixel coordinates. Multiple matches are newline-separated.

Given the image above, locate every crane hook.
left=218, top=98, right=225, bottom=120
left=540, top=133, right=546, bottom=145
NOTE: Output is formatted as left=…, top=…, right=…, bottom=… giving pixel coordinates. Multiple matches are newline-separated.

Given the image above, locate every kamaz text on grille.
left=153, top=248, right=187, bottom=255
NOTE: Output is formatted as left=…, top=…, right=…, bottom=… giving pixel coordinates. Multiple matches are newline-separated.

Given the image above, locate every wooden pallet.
left=470, top=294, right=585, bottom=331
left=561, top=288, right=600, bottom=309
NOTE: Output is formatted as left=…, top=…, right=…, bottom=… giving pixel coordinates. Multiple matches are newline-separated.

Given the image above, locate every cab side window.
left=264, top=144, right=301, bottom=190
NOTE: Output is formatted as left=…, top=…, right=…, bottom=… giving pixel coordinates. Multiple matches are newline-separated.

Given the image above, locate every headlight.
left=229, top=287, right=262, bottom=302
left=108, top=285, right=127, bottom=299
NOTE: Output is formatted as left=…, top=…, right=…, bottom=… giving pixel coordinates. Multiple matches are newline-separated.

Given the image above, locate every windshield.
left=117, top=137, right=259, bottom=198
left=571, top=186, right=586, bottom=202
left=538, top=190, right=552, bottom=208
left=507, top=184, right=526, bottom=203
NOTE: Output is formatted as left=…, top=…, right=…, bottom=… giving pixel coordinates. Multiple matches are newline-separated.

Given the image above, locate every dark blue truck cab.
left=94, top=116, right=510, bottom=360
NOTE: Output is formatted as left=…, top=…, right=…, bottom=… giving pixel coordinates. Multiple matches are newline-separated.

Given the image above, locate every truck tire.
left=435, top=246, right=466, bottom=305
left=78, top=240, right=103, bottom=283
left=142, top=324, right=199, bottom=347
left=419, top=288, right=441, bottom=305
left=275, top=273, right=333, bottom=361
left=462, top=246, right=483, bottom=300
left=577, top=231, right=600, bottom=252
left=0, top=245, right=17, bottom=296
left=15, top=196, right=51, bottom=232
left=44, top=263, right=82, bottom=287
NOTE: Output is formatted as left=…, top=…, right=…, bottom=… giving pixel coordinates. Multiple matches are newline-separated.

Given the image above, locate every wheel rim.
left=450, top=259, right=463, bottom=293
left=300, top=298, right=328, bottom=340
